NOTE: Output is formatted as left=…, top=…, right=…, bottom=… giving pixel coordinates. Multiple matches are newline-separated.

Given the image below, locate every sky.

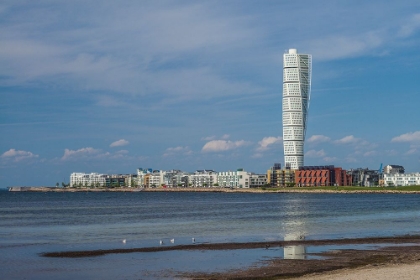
left=1, top=0, right=420, bottom=187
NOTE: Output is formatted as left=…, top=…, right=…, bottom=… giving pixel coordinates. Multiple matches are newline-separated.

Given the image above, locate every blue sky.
left=1, top=0, right=420, bottom=187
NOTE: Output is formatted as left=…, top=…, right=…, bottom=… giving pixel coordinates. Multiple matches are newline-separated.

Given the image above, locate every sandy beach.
left=299, top=262, right=420, bottom=280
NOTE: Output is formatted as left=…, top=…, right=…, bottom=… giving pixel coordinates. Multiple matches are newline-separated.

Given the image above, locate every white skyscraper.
left=282, top=49, right=312, bottom=169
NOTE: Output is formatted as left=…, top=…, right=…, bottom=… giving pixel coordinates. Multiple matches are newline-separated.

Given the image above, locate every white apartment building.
left=383, top=173, right=420, bottom=187
left=189, top=170, right=218, bottom=187
left=163, top=170, right=189, bottom=187
left=217, top=169, right=250, bottom=188
left=145, top=170, right=164, bottom=188
left=383, top=165, right=405, bottom=174
left=70, top=172, right=107, bottom=187
left=137, top=168, right=153, bottom=187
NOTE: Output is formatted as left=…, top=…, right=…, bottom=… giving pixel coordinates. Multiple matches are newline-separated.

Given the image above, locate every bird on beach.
left=160, top=240, right=163, bottom=245
left=192, top=237, right=195, bottom=243
left=170, top=238, right=175, bottom=244
left=122, top=239, right=126, bottom=244
left=265, top=244, right=270, bottom=250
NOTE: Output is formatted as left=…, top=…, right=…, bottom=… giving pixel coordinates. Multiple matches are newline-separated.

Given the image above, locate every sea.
left=1, top=190, right=419, bottom=279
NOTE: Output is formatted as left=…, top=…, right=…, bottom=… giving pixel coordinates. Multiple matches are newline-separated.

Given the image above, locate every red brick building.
left=295, top=166, right=352, bottom=187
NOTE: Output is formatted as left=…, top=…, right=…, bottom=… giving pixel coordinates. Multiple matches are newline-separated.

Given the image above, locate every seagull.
left=170, top=238, right=175, bottom=244
left=160, top=240, right=163, bottom=245
left=192, top=238, right=195, bottom=243
left=122, top=239, right=126, bottom=244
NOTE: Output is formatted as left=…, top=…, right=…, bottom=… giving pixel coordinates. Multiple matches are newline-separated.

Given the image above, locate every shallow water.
left=1, top=190, right=419, bottom=279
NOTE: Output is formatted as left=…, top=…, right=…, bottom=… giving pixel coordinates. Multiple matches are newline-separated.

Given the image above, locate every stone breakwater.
left=7, top=186, right=420, bottom=194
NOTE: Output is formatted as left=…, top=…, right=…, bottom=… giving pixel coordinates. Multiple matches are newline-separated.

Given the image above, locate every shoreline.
left=41, top=235, right=420, bottom=279
left=8, top=186, right=420, bottom=194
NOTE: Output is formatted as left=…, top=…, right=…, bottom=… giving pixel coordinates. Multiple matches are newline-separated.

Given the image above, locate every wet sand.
left=42, top=235, right=420, bottom=279
left=183, top=242, right=420, bottom=279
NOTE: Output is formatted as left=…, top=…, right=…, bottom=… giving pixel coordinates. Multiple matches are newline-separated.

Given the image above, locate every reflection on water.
left=284, top=233, right=306, bottom=259
left=282, top=196, right=308, bottom=259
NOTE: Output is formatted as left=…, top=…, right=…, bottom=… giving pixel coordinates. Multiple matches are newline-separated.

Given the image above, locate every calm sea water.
left=1, top=190, right=419, bottom=279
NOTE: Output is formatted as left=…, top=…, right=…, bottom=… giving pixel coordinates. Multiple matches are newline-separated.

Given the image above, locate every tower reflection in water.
left=284, top=233, right=306, bottom=259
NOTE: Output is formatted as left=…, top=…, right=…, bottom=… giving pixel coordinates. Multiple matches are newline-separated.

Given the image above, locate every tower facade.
left=282, top=49, right=312, bottom=169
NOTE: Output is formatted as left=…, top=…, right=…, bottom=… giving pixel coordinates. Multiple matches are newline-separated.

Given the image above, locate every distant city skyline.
left=1, top=1, right=420, bottom=187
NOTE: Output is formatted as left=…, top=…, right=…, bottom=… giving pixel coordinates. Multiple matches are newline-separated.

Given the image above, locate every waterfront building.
left=189, top=170, right=217, bottom=187
left=383, top=165, right=405, bottom=174
left=144, top=170, right=164, bottom=188
left=217, top=169, right=250, bottom=188
left=124, top=174, right=138, bottom=187
left=383, top=173, right=420, bottom=186
left=249, top=173, right=267, bottom=188
left=267, top=163, right=295, bottom=187
left=282, top=48, right=312, bottom=169
left=347, top=168, right=380, bottom=187
left=163, top=170, right=189, bottom=187
left=295, top=166, right=352, bottom=187
left=70, top=172, right=107, bottom=187
left=137, top=168, right=154, bottom=187
left=267, top=163, right=281, bottom=187
left=105, top=174, right=128, bottom=188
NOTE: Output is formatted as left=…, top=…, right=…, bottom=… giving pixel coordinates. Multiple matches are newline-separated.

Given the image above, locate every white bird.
left=160, top=240, right=163, bottom=245
left=170, top=238, right=175, bottom=244
left=192, top=238, right=195, bottom=243
left=122, top=239, right=126, bottom=244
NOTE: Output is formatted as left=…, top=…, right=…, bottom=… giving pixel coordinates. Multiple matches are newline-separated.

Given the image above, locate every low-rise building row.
left=70, top=163, right=418, bottom=188
left=383, top=173, right=420, bottom=186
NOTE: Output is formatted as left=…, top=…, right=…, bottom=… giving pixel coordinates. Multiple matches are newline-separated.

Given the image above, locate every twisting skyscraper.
left=282, top=49, right=312, bottom=169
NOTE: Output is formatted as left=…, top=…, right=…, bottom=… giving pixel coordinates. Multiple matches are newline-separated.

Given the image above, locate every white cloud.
left=202, top=140, right=248, bottom=152
left=202, top=134, right=230, bottom=141
left=1, top=148, right=38, bottom=162
left=107, top=150, right=130, bottom=159
left=334, top=135, right=367, bottom=145
left=61, top=147, right=101, bottom=161
left=308, top=32, right=383, bottom=60
left=306, top=149, right=326, bottom=158
left=405, top=148, right=418, bottom=155
left=0, top=2, right=263, bottom=100
left=61, top=147, right=133, bottom=161
left=307, top=135, right=331, bottom=144
left=398, top=13, right=420, bottom=37
left=391, top=131, right=420, bottom=143
left=97, top=96, right=128, bottom=108
left=202, top=136, right=216, bottom=141
left=345, top=157, right=358, bottom=163
left=385, top=150, right=398, bottom=156
left=163, top=146, right=193, bottom=157
left=363, top=151, right=377, bottom=157
left=323, top=157, right=337, bottom=163
left=110, top=139, right=129, bottom=147
left=256, top=136, right=282, bottom=151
